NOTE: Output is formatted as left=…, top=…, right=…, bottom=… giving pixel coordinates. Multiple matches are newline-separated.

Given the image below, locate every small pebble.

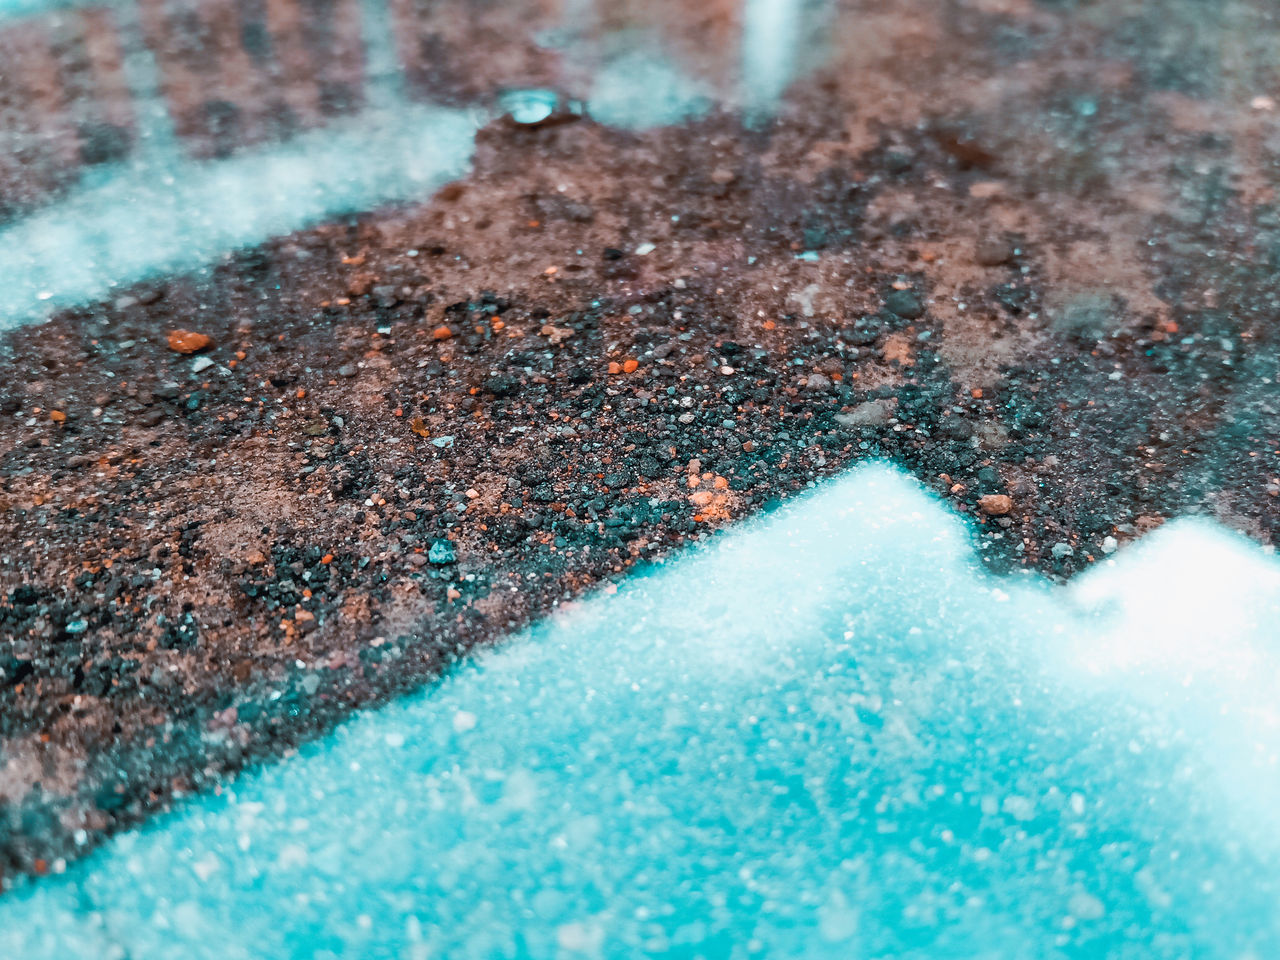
left=884, top=289, right=924, bottom=320
left=835, top=401, right=894, bottom=429
left=428, top=540, right=456, bottom=565
left=975, top=236, right=1014, bottom=266
left=499, top=88, right=558, bottom=125
left=977, top=494, right=1013, bottom=516
left=167, top=330, right=213, bottom=354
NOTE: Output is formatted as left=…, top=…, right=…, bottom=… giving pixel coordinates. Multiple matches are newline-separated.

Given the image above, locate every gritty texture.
left=3, top=0, right=1280, bottom=884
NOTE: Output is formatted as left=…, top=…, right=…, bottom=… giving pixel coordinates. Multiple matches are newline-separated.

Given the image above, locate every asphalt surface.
left=3, top=0, right=1280, bottom=884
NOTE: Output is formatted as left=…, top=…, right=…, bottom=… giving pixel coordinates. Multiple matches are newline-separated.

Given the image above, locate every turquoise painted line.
left=0, top=102, right=478, bottom=330
left=741, top=0, right=805, bottom=111
left=0, top=0, right=94, bottom=21
left=0, top=0, right=815, bottom=328
left=4, top=463, right=1280, bottom=958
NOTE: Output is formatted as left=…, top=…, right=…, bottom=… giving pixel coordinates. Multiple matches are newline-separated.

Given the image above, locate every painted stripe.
left=3, top=463, right=1279, bottom=957
left=0, top=101, right=477, bottom=328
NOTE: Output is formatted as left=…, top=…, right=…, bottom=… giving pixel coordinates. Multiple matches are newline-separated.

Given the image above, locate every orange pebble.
left=167, top=329, right=213, bottom=354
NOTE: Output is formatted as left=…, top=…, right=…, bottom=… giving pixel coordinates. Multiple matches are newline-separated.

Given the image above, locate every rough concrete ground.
left=4, top=0, right=1280, bottom=885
